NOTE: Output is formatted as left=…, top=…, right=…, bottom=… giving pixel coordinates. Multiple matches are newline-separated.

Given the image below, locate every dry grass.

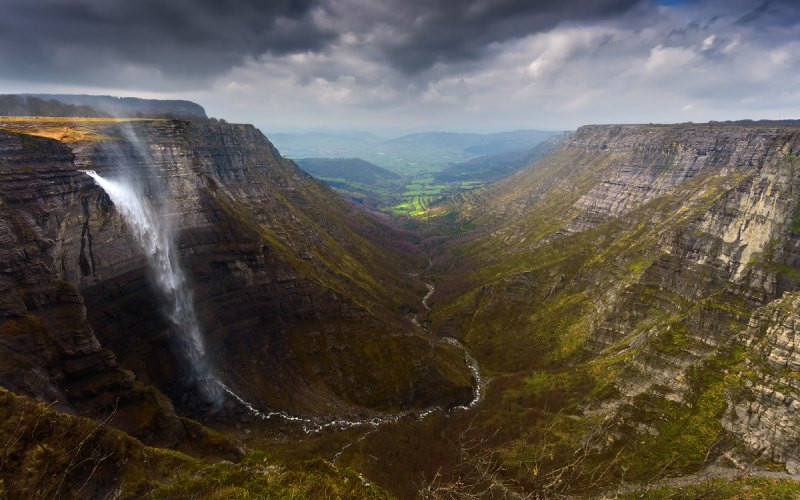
left=0, top=116, right=159, bottom=123
left=0, top=125, right=110, bottom=142
left=0, top=116, right=161, bottom=143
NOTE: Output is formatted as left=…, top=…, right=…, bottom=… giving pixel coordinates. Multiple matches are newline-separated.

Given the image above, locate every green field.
left=388, top=176, right=449, bottom=216
left=316, top=173, right=487, bottom=218
left=288, top=132, right=564, bottom=216
left=299, top=156, right=512, bottom=218
left=308, top=165, right=469, bottom=217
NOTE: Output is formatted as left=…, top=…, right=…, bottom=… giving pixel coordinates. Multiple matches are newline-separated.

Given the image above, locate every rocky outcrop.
left=724, top=293, right=800, bottom=474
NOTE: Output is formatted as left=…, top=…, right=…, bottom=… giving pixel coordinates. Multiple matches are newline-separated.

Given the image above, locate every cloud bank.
left=0, top=0, right=798, bottom=131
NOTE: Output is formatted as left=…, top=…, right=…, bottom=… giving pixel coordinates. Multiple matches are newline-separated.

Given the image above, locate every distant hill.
left=295, top=157, right=401, bottom=185
left=433, top=133, right=566, bottom=184
left=0, top=95, right=107, bottom=117
left=0, top=94, right=206, bottom=118
left=270, top=131, right=383, bottom=158
left=269, top=129, right=562, bottom=175
left=383, top=130, right=560, bottom=156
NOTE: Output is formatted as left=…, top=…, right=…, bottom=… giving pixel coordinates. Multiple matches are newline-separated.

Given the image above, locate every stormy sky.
left=0, top=0, right=798, bottom=132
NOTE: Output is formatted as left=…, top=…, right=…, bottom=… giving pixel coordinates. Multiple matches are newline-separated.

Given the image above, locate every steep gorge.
left=2, top=116, right=800, bottom=498
left=0, top=118, right=473, bottom=461
left=403, top=123, right=800, bottom=494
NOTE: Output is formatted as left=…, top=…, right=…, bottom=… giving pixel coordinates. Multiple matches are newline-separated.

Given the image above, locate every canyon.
left=1, top=114, right=799, bottom=498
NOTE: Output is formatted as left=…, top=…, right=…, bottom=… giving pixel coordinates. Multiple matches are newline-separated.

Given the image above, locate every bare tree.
left=419, top=414, right=628, bottom=499
left=419, top=422, right=529, bottom=499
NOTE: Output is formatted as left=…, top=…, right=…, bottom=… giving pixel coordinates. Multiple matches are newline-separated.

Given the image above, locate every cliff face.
left=0, top=130, right=207, bottom=450
left=725, top=293, right=800, bottom=474
left=563, top=125, right=794, bottom=233
left=443, top=124, right=797, bottom=244
left=0, top=118, right=472, bottom=429
left=427, top=123, right=800, bottom=488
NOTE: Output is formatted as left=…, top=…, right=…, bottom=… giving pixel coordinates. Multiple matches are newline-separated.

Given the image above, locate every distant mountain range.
left=295, top=157, right=400, bottom=185
left=433, top=133, right=566, bottom=184
left=269, top=128, right=562, bottom=174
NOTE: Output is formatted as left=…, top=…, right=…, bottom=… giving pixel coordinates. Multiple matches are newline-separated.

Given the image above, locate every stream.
left=220, top=279, right=484, bottom=459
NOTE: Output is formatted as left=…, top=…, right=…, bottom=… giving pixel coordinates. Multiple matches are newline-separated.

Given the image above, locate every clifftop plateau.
left=0, top=94, right=207, bottom=118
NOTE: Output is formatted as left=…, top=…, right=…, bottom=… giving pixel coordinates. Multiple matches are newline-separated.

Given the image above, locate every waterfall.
left=84, top=170, right=222, bottom=405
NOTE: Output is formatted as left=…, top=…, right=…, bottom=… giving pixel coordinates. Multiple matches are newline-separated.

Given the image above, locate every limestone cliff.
left=0, top=118, right=472, bottom=431
left=725, top=293, right=800, bottom=474
left=0, top=130, right=202, bottom=451
left=425, top=122, right=800, bottom=490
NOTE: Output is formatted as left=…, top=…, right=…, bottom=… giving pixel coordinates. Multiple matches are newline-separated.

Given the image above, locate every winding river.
left=220, top=280, right=484, bottom=453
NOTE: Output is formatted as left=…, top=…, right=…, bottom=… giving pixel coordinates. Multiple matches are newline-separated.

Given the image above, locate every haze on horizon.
left=0, top=0, right=798, bottom=134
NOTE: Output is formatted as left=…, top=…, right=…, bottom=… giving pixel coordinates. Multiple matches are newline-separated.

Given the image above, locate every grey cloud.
left=0, top=0, right=333, bottom=88
left=331, top=0, right=644, bottom=73
left=0, top=0, right=798, bottom=131
left=734, top=0, right=800, bottom=27
left=0, top=0, right=644, bottom=88
left=736, top=1, right=771, bottom=24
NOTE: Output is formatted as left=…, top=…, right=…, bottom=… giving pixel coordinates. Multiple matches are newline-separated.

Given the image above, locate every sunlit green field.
left=389, top=176, right=449, bottom=216
left=307, top=161, right=494, bottom=218
left=316, top=174, right=486, bottom=218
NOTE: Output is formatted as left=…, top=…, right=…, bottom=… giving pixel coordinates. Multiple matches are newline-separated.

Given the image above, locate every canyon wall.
left=0, top=119, right=472, bottom=432
left=431, top=123, right=800, bottom=482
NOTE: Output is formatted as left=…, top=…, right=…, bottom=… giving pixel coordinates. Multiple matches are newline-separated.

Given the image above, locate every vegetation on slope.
left=296, top=157, right=401, bottom=184
left=328, top=125, right=800, bottom=498
left=0, top=387, right=385, bottom=499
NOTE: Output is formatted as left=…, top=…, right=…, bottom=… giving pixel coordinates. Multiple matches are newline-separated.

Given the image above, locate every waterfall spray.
left=85, top=170, right=222, bottom=405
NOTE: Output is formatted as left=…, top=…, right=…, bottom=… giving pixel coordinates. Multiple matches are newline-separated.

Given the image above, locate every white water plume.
left=84, top=170, right=222, bottom=405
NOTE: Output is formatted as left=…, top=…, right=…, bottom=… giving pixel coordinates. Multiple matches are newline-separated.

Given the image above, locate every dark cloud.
left=335, top=0, right=644, bottom=73
left=0, top=0, right=333, bottom=88
left=2, top=0, right=798, bottom=132
left=735, top=1, right=771, bottom=24
left=0, top=0, right=644, bottom=88
left=734, top=0, right=800, bottom=26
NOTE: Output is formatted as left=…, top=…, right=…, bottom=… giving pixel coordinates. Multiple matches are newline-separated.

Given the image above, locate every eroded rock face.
left=0, top=120, right=472, bottom=426
left=563, top=125, right=796, bottom=233
left=586, top=136, right=800, bottom=372
left=571, top=129, right=800, bottom=471
left=434, top=123, right=800, bottom=477
left=725, top=293, right=800, bottom=474
left=0, top=131, right=199, bottom=449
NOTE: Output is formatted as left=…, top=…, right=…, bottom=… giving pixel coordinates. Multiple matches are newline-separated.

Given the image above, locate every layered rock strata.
left=0, top=119, right=472, bottom=430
